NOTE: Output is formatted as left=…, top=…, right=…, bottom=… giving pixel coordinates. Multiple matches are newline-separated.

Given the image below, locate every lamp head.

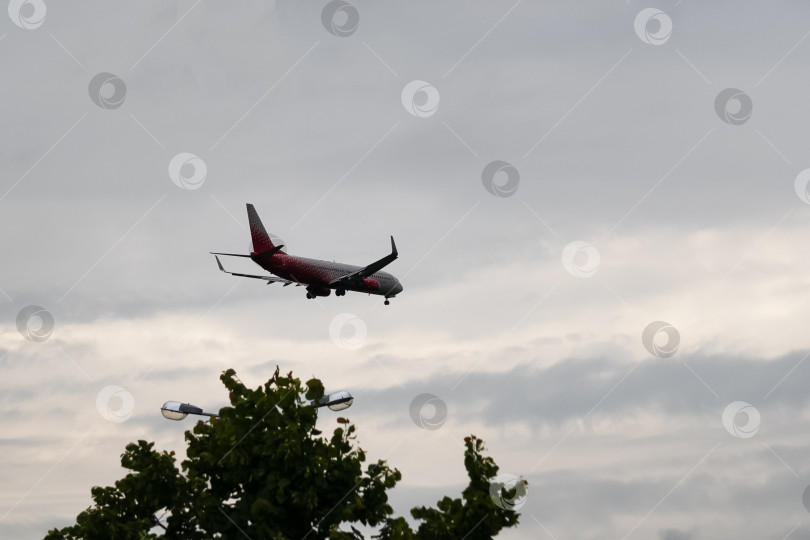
left=161, top=401, right=204, bottom=421
left=321, top=391, right=354, bottom=411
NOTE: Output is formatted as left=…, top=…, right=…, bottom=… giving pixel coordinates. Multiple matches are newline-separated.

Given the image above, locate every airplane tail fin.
left=247, top=203, right=277, bottom=254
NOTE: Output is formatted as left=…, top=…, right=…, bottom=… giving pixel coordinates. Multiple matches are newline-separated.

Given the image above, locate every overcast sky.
left=3, top=1, right=810, bottom=539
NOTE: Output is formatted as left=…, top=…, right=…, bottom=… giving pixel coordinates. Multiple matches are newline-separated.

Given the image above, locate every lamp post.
left=160, top=391, right=353, bottom=420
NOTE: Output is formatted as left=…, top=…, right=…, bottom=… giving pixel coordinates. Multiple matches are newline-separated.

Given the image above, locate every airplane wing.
left=213, top=255, right=299, bottom=286
left=329, top=236, right=398, bottom=288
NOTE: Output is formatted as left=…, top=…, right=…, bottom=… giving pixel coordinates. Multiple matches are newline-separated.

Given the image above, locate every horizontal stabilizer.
left=210, top=252, right=252, bottom=258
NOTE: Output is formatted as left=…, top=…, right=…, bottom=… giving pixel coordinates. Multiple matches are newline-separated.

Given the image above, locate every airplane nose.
left=394, top=281, right=403, bottom=294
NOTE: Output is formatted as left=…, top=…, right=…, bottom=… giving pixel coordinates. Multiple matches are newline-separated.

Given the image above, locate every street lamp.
left=160, top=401, right=218, bottom=421
left=313, top=390, right=354, bottom=411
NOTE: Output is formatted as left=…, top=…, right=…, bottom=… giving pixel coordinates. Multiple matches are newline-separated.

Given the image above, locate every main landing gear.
left=335, top=289, right=346, bottom=297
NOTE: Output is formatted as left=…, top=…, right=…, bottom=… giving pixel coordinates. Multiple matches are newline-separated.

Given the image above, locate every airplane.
left=212, top=204, right=403, bottom=305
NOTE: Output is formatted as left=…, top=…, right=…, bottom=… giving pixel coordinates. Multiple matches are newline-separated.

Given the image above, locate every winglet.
left=391, top=236, right=398, bottom=258
left=215, top=255, right=225, bottom=272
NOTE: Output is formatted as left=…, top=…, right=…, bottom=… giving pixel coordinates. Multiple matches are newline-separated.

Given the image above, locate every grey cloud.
left=511, top=466, right=807, bottom=540
left=660, top=530, right=694, bottom=540
left=348, top=350, right=810, bottom=430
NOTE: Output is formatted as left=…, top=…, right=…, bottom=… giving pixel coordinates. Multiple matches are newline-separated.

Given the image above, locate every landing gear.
left=384, top=299, right=390, bottom=305
left=306, top=292, right=314, bottom=299
left=335, top=289, right=346, bottom=297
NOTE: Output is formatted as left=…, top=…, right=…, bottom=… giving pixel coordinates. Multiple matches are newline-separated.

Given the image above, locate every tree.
left=45, top=368, right=524, bottom=539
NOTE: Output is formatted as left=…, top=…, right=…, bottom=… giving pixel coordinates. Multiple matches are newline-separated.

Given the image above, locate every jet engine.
left=363, top=278, right=380, bottom=291
left=305, top=285, right=331, bottom=299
